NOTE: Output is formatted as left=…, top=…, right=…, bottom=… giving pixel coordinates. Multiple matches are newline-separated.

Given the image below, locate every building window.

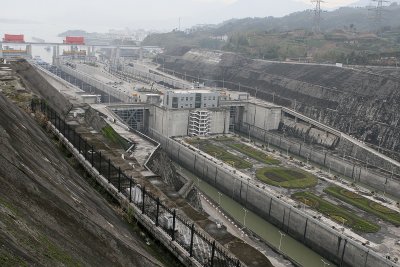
left=190, top=104, right=192, bottom=107
left=181, top=97, right=184, bottom=101
left=203, top=103, right=206, bottom=107
left=186, top=97, right=188, bottom=101
left=190, top=97, right=193, bottom=101
left=208, top=96, right=211, bottom=100
left=213, top=96, right=215, bottom=100
left=181, top=105, right=183, bottom=108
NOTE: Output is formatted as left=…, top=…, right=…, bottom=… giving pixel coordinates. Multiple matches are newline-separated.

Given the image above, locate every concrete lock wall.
left=150, top=106, right=231, bottom=137
left=57, top=64, right=128, bottom=102
left=148, top=128, right=396, bottom=267
left=243, top=102, right=281, bottom=131
left=237, top=123, right=400, bottom=199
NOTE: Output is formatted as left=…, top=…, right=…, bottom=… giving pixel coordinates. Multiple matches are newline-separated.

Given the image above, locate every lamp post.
left=321, top=259, right=330, bottom=267
left=341, top=218, right=345, bottom=232
left=242, top=208, right=248, bottom=227
left=217, top=192, right=222, bottom=207
left=278, top=231, right=285, bottom=251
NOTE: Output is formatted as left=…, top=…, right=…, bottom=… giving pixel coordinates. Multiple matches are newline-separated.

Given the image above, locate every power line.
left=311, top=0, right=325, bottom=33
left=369, top=0, right=391, bottom=35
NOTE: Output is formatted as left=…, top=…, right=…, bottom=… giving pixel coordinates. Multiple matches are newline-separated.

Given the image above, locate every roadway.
left=0, top=41, right=160, bottom=50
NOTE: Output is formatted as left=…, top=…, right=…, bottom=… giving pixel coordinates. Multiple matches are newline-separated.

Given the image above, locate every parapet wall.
left=148, top=128, right=398, bottom=267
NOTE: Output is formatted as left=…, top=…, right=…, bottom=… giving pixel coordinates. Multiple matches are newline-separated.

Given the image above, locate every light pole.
left=242, top=208, right=248, bottom=227
left=278, top=231, right=285, bottom=251
left=321, top=259, right=330, bottom=267
left=217, top=192, right=222, bottom=207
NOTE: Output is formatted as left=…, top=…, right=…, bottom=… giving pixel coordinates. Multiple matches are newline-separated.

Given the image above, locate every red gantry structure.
left=3, top=34, right=25, bottom=43
left=63, top=36, right=85, bottom=45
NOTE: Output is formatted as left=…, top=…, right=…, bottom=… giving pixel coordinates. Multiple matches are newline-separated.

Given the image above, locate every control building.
left=163, top=90, right=219, bottom=109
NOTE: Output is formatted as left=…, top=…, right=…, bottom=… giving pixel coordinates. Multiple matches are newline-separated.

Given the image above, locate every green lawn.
left=324, top=186, right=400, bottom=226
left=292, top=192, right=380, bottom=233
left=256, top=167, right=317, bottom=188
left=186, top=139, right=252, bottom=169
left=227, top=143, right=280, bottom=165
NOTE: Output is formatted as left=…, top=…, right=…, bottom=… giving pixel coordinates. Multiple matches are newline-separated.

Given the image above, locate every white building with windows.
left=163, top=90, right=219, bottom=109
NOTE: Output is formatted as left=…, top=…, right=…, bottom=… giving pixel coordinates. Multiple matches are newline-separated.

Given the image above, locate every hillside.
left=0, top=67, right=163, bottom=266
left=159, top=49, right=400, bottom=160
left=143, top=4, right=400, bottom=64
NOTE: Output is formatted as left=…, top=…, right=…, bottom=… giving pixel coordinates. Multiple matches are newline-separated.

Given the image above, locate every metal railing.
left=31, top=99, right=241, bottom=267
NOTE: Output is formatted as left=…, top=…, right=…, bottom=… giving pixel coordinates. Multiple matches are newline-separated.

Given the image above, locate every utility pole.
left=369, top=0, right=390, bottom=35
left=311, top=0, right=324, bottom=33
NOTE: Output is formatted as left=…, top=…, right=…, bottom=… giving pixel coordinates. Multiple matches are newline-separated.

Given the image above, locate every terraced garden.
left=226, top=143, right=281, bottom=165
left=324, top=186, right=400, bottom=226
left=256, top=167, right=318, bottom=188
left=292, top=192, right=380, bottom=233
left=186, top=139, right=253, bottom=169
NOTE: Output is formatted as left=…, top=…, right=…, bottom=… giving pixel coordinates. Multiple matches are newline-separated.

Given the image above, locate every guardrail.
left=31, top=99, right=242, bottom=267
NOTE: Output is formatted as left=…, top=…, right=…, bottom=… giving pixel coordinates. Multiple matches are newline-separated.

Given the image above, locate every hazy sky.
left=1, top=0, right=364, bottom=37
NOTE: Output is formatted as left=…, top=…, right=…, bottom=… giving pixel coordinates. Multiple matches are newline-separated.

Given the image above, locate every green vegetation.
left=292, top=192, right=380, bottom=233
left=324, top=186, right=400, bottom=226
left=227, top=143, right=280, bottom=165
left=0, top=250, right=28, bottom=267
left=256, top=167, right=317, bottom=188
left=187, top=139, right=252, bottom=169
left=212, top=136, right=235, bottom=142
left=39, top=236, right=82, bottom=267
left=101, top=125, right=130, bottom=150
left=143, top=5, right=400, bottom=65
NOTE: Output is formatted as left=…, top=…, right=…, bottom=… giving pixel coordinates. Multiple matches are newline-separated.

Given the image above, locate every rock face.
left=0, top=93, right=162, bottom=266
left=161, top=49, right=400, bottom=160
left=146, top=149, right=184, bottom=191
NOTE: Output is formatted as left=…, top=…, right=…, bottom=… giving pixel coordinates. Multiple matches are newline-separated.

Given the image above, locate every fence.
left=31, top=99, right=241, bottom=267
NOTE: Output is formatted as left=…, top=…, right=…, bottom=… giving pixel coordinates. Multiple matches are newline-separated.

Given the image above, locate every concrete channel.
left=177, top=165, right=332, bottom=267
left=148, top=128, right=398, bottom=267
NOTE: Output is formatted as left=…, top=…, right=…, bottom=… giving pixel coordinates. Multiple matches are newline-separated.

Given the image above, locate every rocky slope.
left=160, top=49, right=400, bottom=159
left=0, top=77, right=162, bottom=265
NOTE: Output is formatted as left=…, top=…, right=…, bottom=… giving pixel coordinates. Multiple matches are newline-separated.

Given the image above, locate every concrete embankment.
left=48, top=123, right=201, bottom=267
left=148, top=128, right=398, bottom=267
left=238, top=122, right=400, bottom=199
left=12, top=61, right=72, bottom=115
left=160, top=49, right=400, bottom=162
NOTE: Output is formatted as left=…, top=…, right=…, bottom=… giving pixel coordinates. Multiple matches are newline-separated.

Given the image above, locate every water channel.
left=177, top=165, right=335, bottom=267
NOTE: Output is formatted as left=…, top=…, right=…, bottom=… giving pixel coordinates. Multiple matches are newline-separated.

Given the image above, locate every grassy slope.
left=256, top=167, right=318, bottom=188
left=292, top=192, right=380, bottom=233
left=324, top=186, right=400, bottom=226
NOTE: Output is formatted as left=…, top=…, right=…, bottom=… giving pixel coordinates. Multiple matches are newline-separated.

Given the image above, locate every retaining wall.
left=237, top=123, right=400, bottom=199
left=148, top=128, right=398, bottom=267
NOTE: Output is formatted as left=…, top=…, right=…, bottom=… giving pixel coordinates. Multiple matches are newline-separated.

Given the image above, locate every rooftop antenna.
left=311, top=0, right=325, bottom=33
left=369, top=0, right=390, bottom=35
